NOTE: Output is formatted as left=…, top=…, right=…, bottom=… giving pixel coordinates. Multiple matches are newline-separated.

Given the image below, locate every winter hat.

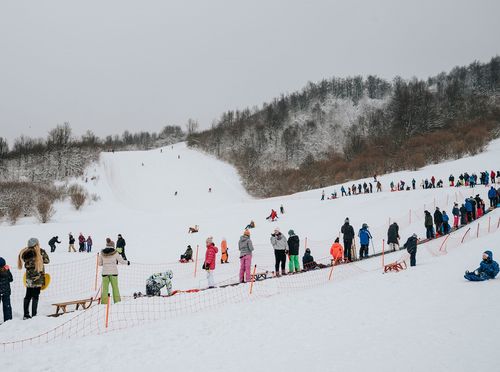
left=305, top=248, right=311, bottom=253
left=362, top=223, right=368, bottom=229
left=187, top=245, right=192, bottom=249
left=244, top=229, right=250, bottom=237
left=0, top=257, right=5, bottom=268
left=334, top=237, right=339, bottom=243
left=274, top=227, right=280, bottom=233
left=412, top=233, right=417, bottom=238
left=288, top=229, right=295, bottom=236
left=206, top=236, right=213, bottom=244
left=27, top=237, right=39, bottom=248
left=345, top=218, right=349, bottom=223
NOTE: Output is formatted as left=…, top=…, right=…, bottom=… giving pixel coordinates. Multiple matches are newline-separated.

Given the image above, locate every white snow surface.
left=1, top=140, right=500, bottom=371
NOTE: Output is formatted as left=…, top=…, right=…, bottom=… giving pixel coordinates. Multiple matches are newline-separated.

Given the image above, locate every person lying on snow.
left=188, top=225, right=199, bottom=233
left=146, top=270, right=174, bottom=296
left=180, top=245, right=193, bottom=262
left=464, top=251, right=499, bottom=281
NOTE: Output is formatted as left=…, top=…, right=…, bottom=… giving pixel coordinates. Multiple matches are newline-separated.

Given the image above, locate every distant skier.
left=321, top=190, right=325, bottom=200
left=404, top=234, right=418, bottom=267
left=266, top=209, right=278, bottom=222
left=341, top=218, right=355, bottom=262
left=358, top=223, right=372, bottom=259
left=48, top=236, right=61, bottom=253
left=464, top=251, right=499, bottom=281
left=280, top=204, right=285, bottom=214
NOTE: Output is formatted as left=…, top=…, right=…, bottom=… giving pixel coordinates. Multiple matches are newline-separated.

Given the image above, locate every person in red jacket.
left=203, top=236, right=218, bottom=288
left=78, top=233, right=85, bottom=252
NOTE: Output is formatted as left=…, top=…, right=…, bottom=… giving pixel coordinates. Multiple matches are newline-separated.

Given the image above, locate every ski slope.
left=1, top=139, right=499, bottom=371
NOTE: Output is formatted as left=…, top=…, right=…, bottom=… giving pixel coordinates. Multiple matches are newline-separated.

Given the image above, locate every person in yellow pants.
left=99, top=238, right=130, bottom=304
left=287, top=230, right=300, bottom=273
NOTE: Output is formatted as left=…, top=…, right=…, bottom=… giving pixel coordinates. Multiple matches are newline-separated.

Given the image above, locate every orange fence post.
left=94, top=253, right=99, bottom=291
left=249, top=265, right=257, bottom=294
left=461, top=227, right=471, bottom=244
left=105, top=293, right=110, bottom=329
left=476, top=223, right=480, bottom=238
left=439, top=234, right=451, bottom=252
left=193, top=245, right=199, bottom=278
left=382, top=239, right=385, bottom=270
left=328, top=265, right=334, bottom=281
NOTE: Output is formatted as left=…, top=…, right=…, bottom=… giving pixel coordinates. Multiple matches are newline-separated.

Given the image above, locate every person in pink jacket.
left=203, top=236, right=218, bottom=288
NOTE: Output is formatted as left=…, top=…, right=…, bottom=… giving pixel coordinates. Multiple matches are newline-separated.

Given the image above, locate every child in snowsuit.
left=203, top=237, right=218, bottom=288
left=18, top=238, right=50, bottom=319
left=302, top=249, right=326, bottom=270
left=404, top=234, right=418, bottom=267
left=0, top=257, right=13, bottom=322
left=330, top=238, right=344, bottom=265
left=146, top=270, right=173, bottom=296
left=180, top=245, right=193, bottom=262
left=287, top=230, right=300, bottom=273
left=358, top=223, right=372, bottom=259
left=221, top=239, right=229, bottom=264
left=464, top=251, right=499, bottom=281
left=238, top=231, right=254, bottom=283
left=99, top=240, right=130, bottom=304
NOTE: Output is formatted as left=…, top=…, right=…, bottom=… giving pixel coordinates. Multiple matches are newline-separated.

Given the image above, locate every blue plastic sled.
left=464, top=272, right=487, bottom=282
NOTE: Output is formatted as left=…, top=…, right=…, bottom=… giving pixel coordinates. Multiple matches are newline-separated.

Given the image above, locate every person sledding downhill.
left=330, top=238, right=344, bottom=265
left=266, top=209, right=278, bottom=222
left=180, top=245, right=193, bottom=262
left=464, top=251, right=499, bottom=281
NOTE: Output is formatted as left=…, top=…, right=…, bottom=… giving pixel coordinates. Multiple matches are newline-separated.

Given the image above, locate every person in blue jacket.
left=441, top=211, right=450, bottom=235
left=464, top=251, right=499, bottom=281
left=488, top=186, right=498, bottom=208
left=358, top=223, right=372, bottom=260
left=465, top=199, right=473, bottom=222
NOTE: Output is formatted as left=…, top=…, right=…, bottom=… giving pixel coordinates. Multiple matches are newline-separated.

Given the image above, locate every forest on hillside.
left=188, top=57, right=500, bottom=197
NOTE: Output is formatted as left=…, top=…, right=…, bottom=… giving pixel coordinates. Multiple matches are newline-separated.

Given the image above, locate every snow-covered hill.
left=1, top=139, right=499, bottom=371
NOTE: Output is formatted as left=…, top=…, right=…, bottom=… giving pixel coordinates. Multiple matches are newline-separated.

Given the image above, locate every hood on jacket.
left=240, top=235, right=251, bottom=243
left=164, top=270, right=173, bottom=279
left=484, top=250, right=493, bottom=261
left=101, top=247, right=116, bottom=256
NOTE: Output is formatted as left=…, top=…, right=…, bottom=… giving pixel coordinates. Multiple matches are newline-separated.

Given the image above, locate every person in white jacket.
left=99, top=238, right=130, bottom=304
left=271, top=227, right=288, bottom=276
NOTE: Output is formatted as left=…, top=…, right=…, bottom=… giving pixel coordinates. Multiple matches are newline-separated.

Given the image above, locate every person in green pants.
left=287, top=230, right=300, bottom=273
left=99, top=238, right=130, bottom=304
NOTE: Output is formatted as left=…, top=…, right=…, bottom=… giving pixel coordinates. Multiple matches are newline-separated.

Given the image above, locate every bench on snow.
left=50, top=297, right=97, bottom=317
left=384, top=260, right=407, bottom=273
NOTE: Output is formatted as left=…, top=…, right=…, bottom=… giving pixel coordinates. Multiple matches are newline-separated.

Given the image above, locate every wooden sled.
left=50, top=297, right=97, bottom=317
left=251, top=271, right=269, bottom=281
left=384, top=260, right=407, bottom=273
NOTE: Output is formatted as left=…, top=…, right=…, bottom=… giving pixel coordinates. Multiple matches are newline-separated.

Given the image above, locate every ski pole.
left=370, top=240, right=375, bottom=255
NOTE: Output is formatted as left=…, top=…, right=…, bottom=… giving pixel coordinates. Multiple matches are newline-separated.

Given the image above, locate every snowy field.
left=1, top=140, right=500, bottom=371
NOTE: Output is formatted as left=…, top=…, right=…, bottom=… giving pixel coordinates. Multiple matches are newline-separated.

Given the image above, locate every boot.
left=281, top=270, right=287, bottom=276
left=32, top=297, right=39, bottom=317
left=23, top=298, right=31, bottom=319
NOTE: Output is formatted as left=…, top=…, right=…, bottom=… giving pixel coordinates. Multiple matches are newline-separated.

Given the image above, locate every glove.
left=465, top=270, right=469, bottom=274
left=127, top=261, right=131, bottom=265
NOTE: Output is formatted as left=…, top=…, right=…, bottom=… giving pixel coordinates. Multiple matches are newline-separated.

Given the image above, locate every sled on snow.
left=50, top=297, right=97, bottom=317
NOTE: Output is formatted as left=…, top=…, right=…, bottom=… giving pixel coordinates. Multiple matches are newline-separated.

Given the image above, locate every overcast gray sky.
left=1, top=0, right=499, bottom=144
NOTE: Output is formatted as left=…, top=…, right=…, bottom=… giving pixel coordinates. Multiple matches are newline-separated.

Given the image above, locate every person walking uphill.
left=99, top=238, right=130, bottom=304
left=358, top=224, right=372, bottom=259
left=0, top=257, right=13, bottom=322
left=18, top=238, right=50, bottom=319
left=238, top=230, right=254, bottom=283
left=271, top=227, right=288, bottom=276
left=287, top=230, right=300, bottom=273
left=341, top=218, right=355, bottom=262
left=203, top=237, right=218, bottom=288
left=404, top=234, right=418, bottom=267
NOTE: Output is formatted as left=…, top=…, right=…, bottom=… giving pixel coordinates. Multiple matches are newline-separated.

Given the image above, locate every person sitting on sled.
left=464, top=251, right=499, bottom=281
left=180, top=245, right=193, bottom=262
left=188, top=225, right=199, bottom=233
left=245, top=220, right=256, bottom=229
left=266, top=209, right=278, bottom=221
left=146, top=270, right=174, bottom=296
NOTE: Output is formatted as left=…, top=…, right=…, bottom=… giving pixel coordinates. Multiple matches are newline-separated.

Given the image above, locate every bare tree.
left=35, top=198, right=56, bottom=223
left=186, top=118, right=199, bottom=135
left=69, top=184, right=87, bottom=210
left=7, top=202, right=22, bottom=225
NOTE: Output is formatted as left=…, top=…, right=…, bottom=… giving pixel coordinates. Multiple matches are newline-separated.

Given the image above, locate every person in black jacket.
left=68, top=233, right=76, bottom=252
left=302, top=249, right=327, bottom=271
left=404, top=234, right=418, bottom=267
left=341, top=218, right=355, bottom=262
left=0, top=257, right=13, bottom=322
left=48, top=236, right=61, bottom=253
left=424, top=211, right=434, bottom=239
left=433, top=207, right=443, bottom=236
left=287, top=230, right=300, bottom=273
left=116, top=234, right=127, bottom=260
left=459, top=204, right=467, bottom=226
left=387, top=222, right=400, bottom=251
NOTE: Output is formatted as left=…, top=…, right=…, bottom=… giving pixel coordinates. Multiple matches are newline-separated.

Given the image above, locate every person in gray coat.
left=271, top=227, right=288, bottom=276
left=238, top=229, right=254, bottom=283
